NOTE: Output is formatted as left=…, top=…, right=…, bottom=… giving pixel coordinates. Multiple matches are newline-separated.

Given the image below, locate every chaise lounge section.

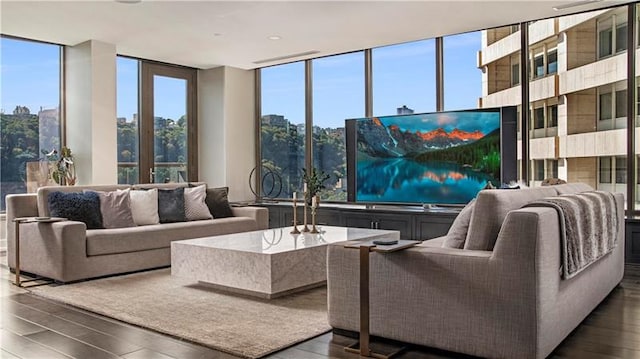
left=327, top=183, right=625, bottom=359
left=6, top=183, right=268, bottom=283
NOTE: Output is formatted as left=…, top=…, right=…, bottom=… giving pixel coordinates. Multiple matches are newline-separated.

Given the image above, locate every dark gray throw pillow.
left=205, top=187, right=234, bottom=218
left=442, top=199, right=475, bottom=249
left=48, top=191, right=103, bottom=229
left=157, top=187, right=186, bottom=223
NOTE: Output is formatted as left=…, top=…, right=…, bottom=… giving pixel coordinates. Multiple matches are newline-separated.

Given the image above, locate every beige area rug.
left=30, top=269, right=331, bottom=358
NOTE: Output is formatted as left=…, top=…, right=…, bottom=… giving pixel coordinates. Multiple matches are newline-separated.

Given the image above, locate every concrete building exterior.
left=480, top=7, right=635, bottom=201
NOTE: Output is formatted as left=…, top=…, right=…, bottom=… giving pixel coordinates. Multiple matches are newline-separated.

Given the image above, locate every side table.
left=343, top=239, right=420, bottom=359
left=12, top=217, right=65, bottom=287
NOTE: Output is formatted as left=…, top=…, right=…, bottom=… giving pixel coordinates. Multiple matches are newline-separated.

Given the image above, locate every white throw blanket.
left=525, top=191, right=618, bottom=279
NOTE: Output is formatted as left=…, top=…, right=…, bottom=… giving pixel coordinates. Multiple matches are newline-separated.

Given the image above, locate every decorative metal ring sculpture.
left=249, top=164, right=283, bottom=199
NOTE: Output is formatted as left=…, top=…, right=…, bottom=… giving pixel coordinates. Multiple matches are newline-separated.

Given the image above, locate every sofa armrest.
left=231, top=206, right=268, bottom=229
left=8, top=221, right=87, bottom=282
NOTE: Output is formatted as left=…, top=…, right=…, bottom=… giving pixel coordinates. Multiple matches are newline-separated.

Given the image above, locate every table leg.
left=14, top=220, right=21, bottom=287
left=359, top=245, right=371, bottom=356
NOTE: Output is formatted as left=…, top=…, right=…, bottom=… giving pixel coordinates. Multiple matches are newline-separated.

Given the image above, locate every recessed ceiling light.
left=552, top=0, right=603, bottom=11
left=213, top=33, right=223, bottom=37
left=268, top=36, right=282, bottom=41
left=115, top=0, right=142, bottom=3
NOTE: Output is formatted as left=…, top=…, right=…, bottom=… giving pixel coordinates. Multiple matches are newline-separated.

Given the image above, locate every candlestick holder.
left=290, top=198, right=300, bottom=234
left=302, top=195, right=310, bottom=232
left=310, top=205, right=319, bottom=234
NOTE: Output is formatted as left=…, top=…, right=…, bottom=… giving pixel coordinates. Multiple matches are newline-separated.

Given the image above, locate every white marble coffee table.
left=171, top=226, right=400, bottom=298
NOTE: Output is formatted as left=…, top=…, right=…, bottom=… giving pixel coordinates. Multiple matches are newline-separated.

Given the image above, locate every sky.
left=261, top=31, right=483, bottom=129
left=2, top=31, right=482, bottom=127
left=1, top=38, right=61, bottom=114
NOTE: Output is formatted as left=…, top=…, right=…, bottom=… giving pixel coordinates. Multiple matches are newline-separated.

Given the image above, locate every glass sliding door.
left=116, top=56, right=140, bottom=184
left=141, top=63, right=197, bottom=183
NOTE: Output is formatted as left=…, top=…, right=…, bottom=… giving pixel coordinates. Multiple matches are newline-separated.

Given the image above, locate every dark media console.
left=258, top=202, right=458, bottom=240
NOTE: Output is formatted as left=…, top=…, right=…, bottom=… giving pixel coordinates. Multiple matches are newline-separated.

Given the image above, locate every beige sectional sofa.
left=327, top=183, right=625, bottom=359
left=6, top=183, right=268, bottom=283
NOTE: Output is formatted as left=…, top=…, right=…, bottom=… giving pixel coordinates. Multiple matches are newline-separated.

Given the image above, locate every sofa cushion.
left=553, top=182, right=594, bottom=195
left=158, top=187, right=186, bottom=223
left=85, top=189, right=136, bottom=229
left=48, top=191, right=104, bottom=229
left=442, top=199, right=475, bottom=249
left=206, top=187, right=234, bottom=218
left=86, top=217, right=259, bottom=256
left=129, top=189, right=160, bottom=225
left=184, top=184, right=213, bottom=221
left=464, top=187, right=557, bottom=251
left=37, top=184, right=130, bottom=217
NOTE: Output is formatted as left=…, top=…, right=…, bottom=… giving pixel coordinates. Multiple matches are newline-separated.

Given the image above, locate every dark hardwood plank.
left=0, top=349, right=22, bottom=359
left=2, top=315, right=47, bottom=336
left=10, top=294, right=224, bottom=359
left=121, top=348, right=177, bottom=359
left=0, top=329, right=70, bottom=359
left=75, top=331, right=142, bottom=356
left=24, top=330, right=119, bottom=359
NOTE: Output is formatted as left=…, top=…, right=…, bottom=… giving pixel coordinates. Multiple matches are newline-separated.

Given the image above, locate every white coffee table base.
left=171, top=226, right=400, bottom=299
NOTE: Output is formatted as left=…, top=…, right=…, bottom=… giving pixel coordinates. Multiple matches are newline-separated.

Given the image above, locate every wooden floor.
left=2, top=258, right=640, bottom=359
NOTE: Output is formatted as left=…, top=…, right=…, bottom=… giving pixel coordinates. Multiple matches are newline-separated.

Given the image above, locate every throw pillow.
left=158, top=187, right=187, bottom=223
left=442, top=199, right=475, bottom=249
left=86, top=189, right=136, bottom=229
left=47, top=191, right=103, bottom=229
left=205, top=187, right=234, bottom=218
left=184, top=185, right=213, bottom=221
left=129, top=189, right=160, bottom=226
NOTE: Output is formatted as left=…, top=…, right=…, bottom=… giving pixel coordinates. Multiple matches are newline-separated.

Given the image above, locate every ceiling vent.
left=253, top=51, right=320, bottom=65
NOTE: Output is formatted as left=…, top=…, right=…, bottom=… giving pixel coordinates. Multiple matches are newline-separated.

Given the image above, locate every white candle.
left=312, top=196, right=317, bottom=208
left=292, top=191, right=297, bottom=200
left=303, top=183, right=307, bottom=193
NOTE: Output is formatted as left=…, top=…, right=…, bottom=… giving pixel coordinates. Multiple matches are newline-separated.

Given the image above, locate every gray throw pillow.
left=205, top=187, right=234, bottom=218
left=48, top=191, right=103, bottom=229
left=184, top=185, right=213, bottom=221
left=87, top=189, right=136, bottom=229
left=442, top=199, right=475, bottom=249
left=158, top=187, right=187, bottom=223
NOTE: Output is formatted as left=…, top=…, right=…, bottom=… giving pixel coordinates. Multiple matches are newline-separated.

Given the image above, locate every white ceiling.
left=0, top=0, right=634, bottom=70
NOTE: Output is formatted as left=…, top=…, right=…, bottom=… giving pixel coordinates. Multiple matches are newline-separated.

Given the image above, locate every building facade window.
left=547, top=49, right=558, bottom=74
left=1, top=37, right=62, bottom=211
left=533, top=107, right=545, bottom=129
left=511, top=60, right=520, bottom=86
left=530, top=46, right=557, bottom=80
left=600, top=157, right=612, bottom=184
left=616, top=156, right=627, bottom=184
left=598, top=13, right=628, bottom=59
left=534, top=160, right=545, bottom=181
left=548, top=105, right=558, bottom=127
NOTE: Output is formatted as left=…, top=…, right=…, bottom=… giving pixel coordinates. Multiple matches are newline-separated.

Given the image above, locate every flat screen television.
left=345, top=107, right=517, bottom=205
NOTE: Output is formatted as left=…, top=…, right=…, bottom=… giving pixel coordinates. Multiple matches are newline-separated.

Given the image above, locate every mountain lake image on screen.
left=355, top=109, right=501, bottom=205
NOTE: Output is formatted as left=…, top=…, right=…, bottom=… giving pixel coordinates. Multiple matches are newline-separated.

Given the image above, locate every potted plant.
left=43, top=146, right=76, bottom=185
left=302, top=167, right=330, bottom=205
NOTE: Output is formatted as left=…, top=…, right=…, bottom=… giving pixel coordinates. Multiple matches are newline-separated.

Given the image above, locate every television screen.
left=347, top=108, right=513, bottom=205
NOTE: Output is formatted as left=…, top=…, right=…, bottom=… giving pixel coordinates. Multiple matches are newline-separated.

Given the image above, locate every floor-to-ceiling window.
left=260, top=62, right=306, bottom=199
left=372, top=40, right=436, bottom=115
left=116, top=56, right=140, bottom=184
left=443, top=31, right=482, bottom=111
left=312, top=52, right=364, bottom=201
left=0, top=37, right=62, bottom=211
left=117, top=58, right=197, bottom=184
